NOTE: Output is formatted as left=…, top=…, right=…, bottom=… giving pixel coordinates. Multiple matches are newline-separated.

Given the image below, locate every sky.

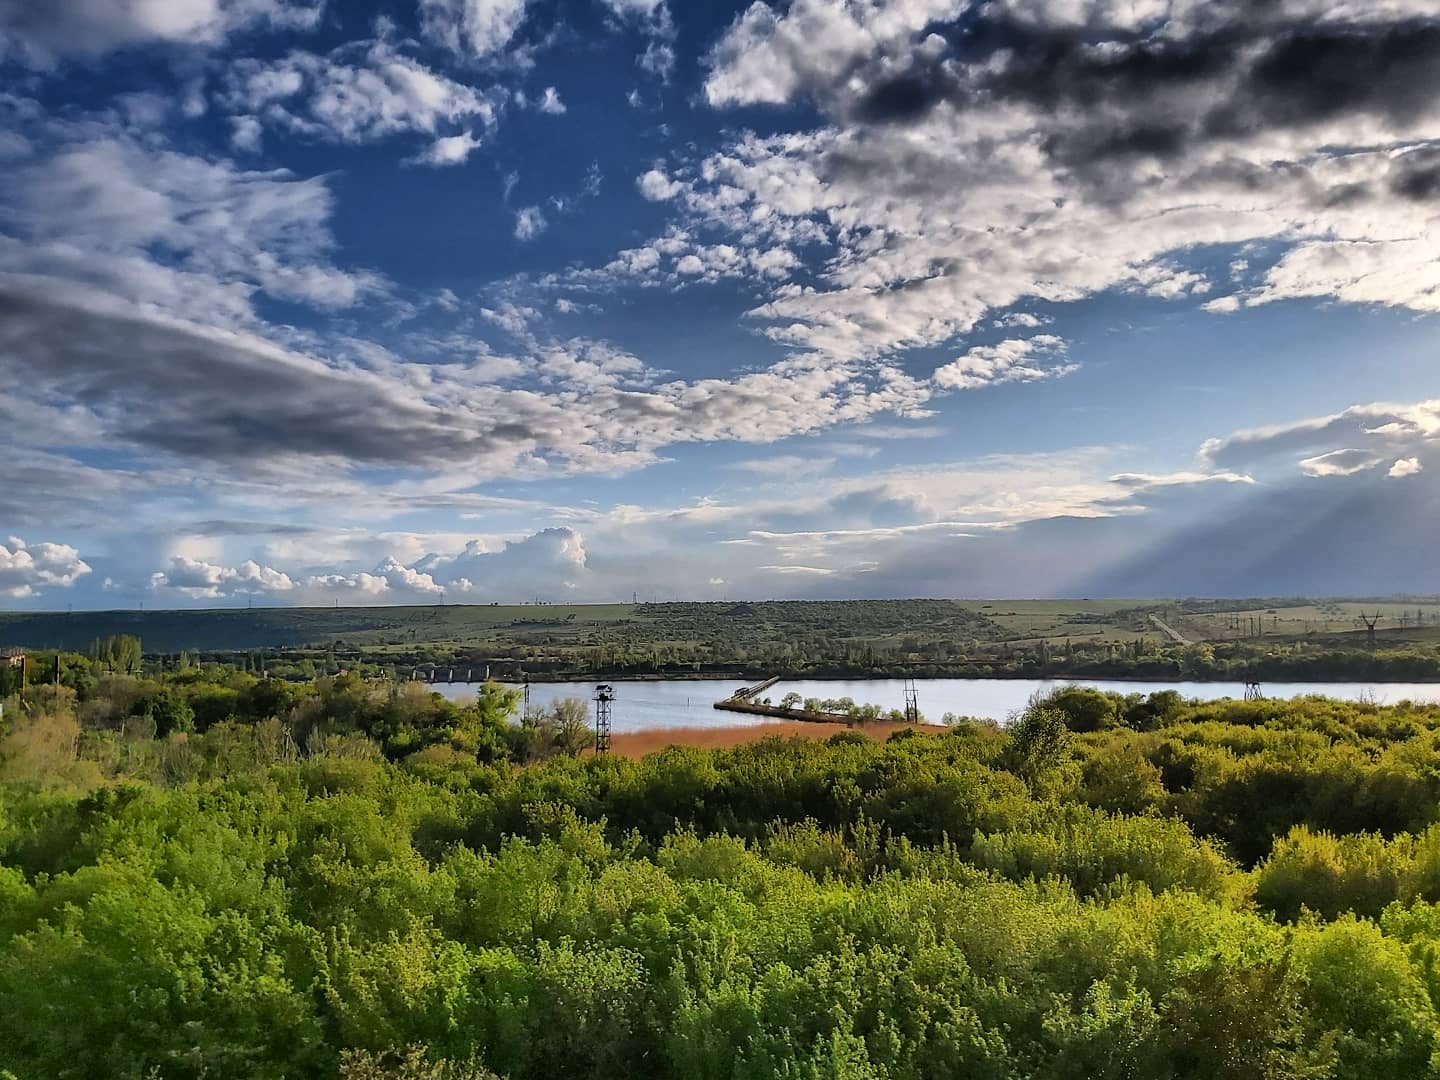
left=0, top=0, right=1438, bottom=609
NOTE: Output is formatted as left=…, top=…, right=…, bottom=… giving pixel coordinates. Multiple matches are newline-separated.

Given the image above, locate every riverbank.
left=476, top=667, right=1440, bottom=685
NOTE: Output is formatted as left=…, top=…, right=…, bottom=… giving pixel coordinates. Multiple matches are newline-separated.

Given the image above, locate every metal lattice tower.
left=903, top=677, right=920, bottom=725
left=594, top=683, right=614, bottom=754
left=1244, top=678, right=1264, bottom=701
left=1360, top=611, right=1381, bottom=649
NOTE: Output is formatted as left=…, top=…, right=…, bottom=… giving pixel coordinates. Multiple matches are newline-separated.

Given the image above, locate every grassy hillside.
left=0, top=598, right=1153, bottom=655
left=3, top=597, right=1437, bottom=671
left=0, top=603, right=637, bottom=652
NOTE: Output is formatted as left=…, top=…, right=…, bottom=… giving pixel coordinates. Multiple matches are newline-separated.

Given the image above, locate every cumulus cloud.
left=555, top=228, right=800, bottom=293
left=141, top=528, right=590, bottom=605
left=0, top=536, right=91, bottom=597
left=587, top=0, right=1440, bottom=365
left=416, top=527, right=588, bottom=595
left=932, top=336, right=1077, bottom=391
left=636, top=168, right=683, bottom=201
left=224, top=40, right=507, bottom=160
left=151, top=555, right=294, bottom=599
left=1391, top=457, right=1424, bottom=478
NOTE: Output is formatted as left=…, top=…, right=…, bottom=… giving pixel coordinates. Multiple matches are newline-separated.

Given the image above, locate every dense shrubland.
left=6, top=672, right=1440, bottom=1076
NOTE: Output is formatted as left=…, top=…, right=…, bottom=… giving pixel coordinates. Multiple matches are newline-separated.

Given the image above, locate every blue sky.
left=1, top=0, right=1438, bottom=607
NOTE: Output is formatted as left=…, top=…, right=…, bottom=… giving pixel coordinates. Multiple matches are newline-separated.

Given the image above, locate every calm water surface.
left=431, top=677, right=1440, bottom=733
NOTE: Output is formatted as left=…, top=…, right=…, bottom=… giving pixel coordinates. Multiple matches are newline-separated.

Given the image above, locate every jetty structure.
left=714, top=676, right=887, bottom=726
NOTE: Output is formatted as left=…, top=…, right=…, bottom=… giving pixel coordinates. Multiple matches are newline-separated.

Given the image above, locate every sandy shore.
left=605, top=720, right=945, bottom=758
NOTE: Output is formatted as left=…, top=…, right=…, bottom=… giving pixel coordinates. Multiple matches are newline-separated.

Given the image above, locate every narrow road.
left=1150, top=614, right=1193, bottom=645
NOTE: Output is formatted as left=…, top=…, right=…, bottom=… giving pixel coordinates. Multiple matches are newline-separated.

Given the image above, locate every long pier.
left=714, top=676, right=855, bottom=725
left=728, top=675, right=783, bottom=702
left=410, top=666, right=488, bottom=683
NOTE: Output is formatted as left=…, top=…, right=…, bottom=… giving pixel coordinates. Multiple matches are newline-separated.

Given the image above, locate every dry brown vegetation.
left=606, top=720, right=945, bottom=757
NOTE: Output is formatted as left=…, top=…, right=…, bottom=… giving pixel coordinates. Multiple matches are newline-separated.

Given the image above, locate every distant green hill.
left=2, top=596, right=1434, bottom=660
left=0, top=604, right=636, bottom=653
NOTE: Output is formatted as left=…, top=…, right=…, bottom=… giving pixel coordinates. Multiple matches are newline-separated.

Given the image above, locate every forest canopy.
left=4, top=667, right=1440, bottom=1077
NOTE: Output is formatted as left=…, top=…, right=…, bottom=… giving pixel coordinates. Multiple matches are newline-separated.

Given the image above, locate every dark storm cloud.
left=0, top=277, right=547, bottom=470
left=846, top=10, right=1440, bottom=173
left=1081, top=467, right=1440, bottom=597
left=1391, top=147, right=1440, bottom=201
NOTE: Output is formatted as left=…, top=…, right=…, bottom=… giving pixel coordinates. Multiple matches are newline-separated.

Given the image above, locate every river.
left=430, top=677, right=1440, bottom=733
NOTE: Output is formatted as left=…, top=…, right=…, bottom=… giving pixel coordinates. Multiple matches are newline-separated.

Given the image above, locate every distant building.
left=0, top=647, right=24, bottom=668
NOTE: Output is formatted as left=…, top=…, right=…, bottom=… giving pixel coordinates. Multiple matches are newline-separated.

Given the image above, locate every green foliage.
left=972, top=806, right=1239, bottom=901
left=5, top=681, right=1440, bottom=1076
left=90, top=634, right=143, bottom=673
left=1042, top=686, right=1119, bottom=732
left=1003, top=701, right=1072, bottom=787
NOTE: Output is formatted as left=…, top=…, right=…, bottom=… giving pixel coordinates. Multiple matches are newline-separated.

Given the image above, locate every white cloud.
left=704, top=0, right=963, bottom=109
left=225, top=40, right=506, bottom=158
left=514, top=205, right=547, bottom=241
left=1201, top=401, right=1440, bottom=472
left=151, top=555, right=295, bottom=598
left=1390, top=457, right=1424, bottom=479
left=637, top=167, right=683, bottom=201
left=369, top=556, right=443, bottom=596
left=731, top=455, right=836, bottom=478
left=538, top=86, right=566, bottom=115
left=0, top=123, right=387, bottom=322
left=0, top=0, right=323, bottom=65
left=229, top=114, right=263, bottom=153
left=600, top=0, right=667, bottom=19
left=639, top=39, right=676, bottom=78
left=138, top=528, right=594, bottom=606
left=1299, top=449, right=1385, bottom=478
left=415, top=527, right=588, bottom=595
left=599, top=0, right=674, bottom=77
left=409, top=130, right=485, bottom=166
left=418, top=0, right=532, bottom=58
left=1108, top=471, right=1255, bottom=492
left=993, top=312, right=1047, bottom=329
left=620, top=0, right=1440, bottom=366
left=0, top=537, right=91, bottom=597
left=933, top=336, right=1077, bottom=391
